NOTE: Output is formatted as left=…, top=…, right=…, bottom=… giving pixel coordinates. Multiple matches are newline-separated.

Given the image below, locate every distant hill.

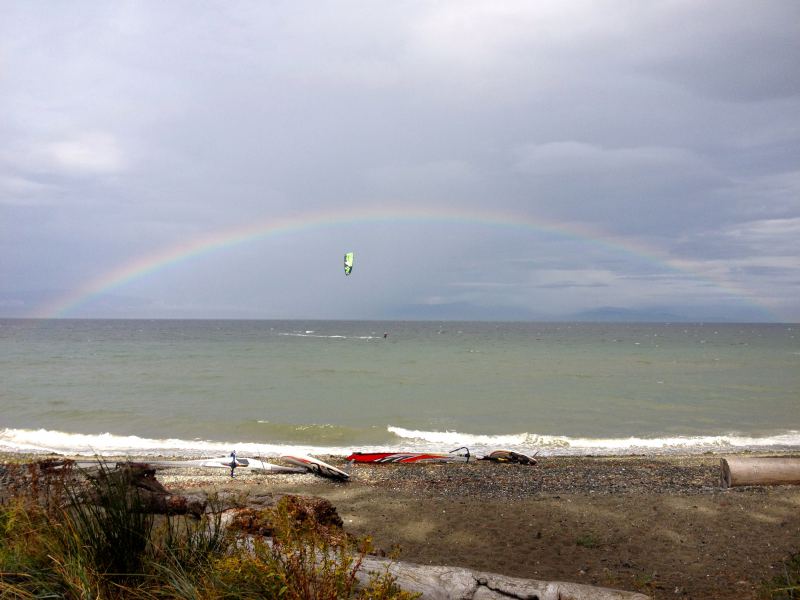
left=569, top=306, right=688, bottom=322
left=387, top=302, right=775, bottom=323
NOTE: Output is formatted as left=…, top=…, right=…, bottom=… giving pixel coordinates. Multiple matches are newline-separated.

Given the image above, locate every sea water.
left=1, top=319, right=798, bottom=457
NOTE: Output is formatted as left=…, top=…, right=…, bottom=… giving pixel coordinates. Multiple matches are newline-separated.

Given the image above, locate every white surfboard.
left=201, top=456, right=306, bottom=473
left=145, top=456, right=305, bottom=474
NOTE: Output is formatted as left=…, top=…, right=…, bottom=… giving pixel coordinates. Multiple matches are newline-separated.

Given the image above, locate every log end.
left=720, top=458, right=732, bottom=489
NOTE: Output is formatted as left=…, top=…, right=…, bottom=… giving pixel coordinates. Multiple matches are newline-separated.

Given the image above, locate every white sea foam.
left=278, top=333, right=377, bottom=340
left=386, top=426, right=800, bottom=456
left=0, top=428, right=353, bottom=458
left=2, top=426, right=799, bottom=459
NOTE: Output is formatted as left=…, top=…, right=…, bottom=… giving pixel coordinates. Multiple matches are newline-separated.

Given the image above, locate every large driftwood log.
left=95, top=463, right=208, bottom=517
left=359, top=557, right=651, bottom=600
left=720, top=457, right=800, bottom=488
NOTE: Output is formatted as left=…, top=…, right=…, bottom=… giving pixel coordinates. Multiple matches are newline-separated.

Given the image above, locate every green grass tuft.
left=762, top=552, right=800, bottom=599
left=575, top=532, right=601, bottom=549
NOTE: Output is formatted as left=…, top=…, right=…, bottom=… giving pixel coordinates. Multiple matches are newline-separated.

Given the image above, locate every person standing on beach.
left=229, top=450, right=237, bottom=478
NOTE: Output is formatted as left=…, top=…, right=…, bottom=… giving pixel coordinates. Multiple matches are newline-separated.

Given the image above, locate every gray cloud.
left=637, top=2, right=800, bottom=102
left=0, top=1, right=798, bottom=321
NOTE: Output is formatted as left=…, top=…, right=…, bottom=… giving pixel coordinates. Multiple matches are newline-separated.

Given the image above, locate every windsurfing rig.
left=346, top=446, right=472, bottom=464
left=346, top=447, right=537, bottom=465
left=135, top=452, right=350, bottom=481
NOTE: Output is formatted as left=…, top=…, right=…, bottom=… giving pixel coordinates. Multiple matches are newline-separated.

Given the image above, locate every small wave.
left=0, top=427, right=353, bottom=458
left=252, top=421, right=387, bottom=444
left=2, top=426, right=799, bottom=459
left=386, top=426, right=800, bottom=456
left=278, top=333, right=378, bottom=340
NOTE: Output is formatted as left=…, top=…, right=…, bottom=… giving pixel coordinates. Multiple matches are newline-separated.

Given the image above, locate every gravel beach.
left=4, top=452, right=800, bottom=599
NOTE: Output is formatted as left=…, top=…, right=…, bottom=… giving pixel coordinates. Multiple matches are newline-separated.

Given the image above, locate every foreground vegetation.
left=763, top=553, right=800, bottom=600
left=0, top=460, right=416, bottom=599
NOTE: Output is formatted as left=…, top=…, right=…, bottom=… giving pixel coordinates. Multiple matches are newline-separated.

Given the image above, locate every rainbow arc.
left=32, top=206, right=776, bottom=320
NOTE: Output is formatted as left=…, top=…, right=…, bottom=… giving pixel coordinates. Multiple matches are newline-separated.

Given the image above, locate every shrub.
left=0, top=458, right=417, bottom=600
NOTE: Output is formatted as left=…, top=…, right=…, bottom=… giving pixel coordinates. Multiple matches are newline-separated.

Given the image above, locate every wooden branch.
left=720, top=457, right=800, bottom=488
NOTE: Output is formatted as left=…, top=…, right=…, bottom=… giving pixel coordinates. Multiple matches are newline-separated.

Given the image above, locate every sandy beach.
left=148, top=453, right=800, bottom=599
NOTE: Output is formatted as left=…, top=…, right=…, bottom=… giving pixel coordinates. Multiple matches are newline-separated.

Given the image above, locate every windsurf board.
left=347, top=448, right=537, bottom=465
left=143, top=457, right=305, bottom=474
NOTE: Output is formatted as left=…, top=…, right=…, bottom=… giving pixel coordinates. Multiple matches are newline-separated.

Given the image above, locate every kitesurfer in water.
left=383, top=332, right=388, bottom=339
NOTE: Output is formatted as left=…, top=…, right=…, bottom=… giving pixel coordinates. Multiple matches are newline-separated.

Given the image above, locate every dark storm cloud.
left=0, top=1, right=798, bottom=320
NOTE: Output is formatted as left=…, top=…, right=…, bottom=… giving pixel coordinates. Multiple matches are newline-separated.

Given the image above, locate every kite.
left=344, top=251, right=354, bottom=276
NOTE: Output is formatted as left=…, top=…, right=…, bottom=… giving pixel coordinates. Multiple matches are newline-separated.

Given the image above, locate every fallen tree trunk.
left=92, top=463, right=208, bottom=517
left=357, top=557, right=651, bottom=600
left=720, top=457, right=800, bottom=488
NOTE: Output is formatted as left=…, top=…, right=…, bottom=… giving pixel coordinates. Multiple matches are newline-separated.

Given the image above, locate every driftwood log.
left=96, top=463, right=208, bottom=517
left=720, top=457, right=800, bottom=488
left=356, top=557, right=651, bottom=600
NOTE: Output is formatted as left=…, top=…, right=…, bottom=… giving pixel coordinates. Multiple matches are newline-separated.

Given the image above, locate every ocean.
left=1, top=319, right=798, bottom=458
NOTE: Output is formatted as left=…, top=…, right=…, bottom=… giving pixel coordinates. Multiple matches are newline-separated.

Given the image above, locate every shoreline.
left=3, top=427, right=800, bottom=461
left=4, top=449, right=800, bottom=493
left=3, top=445, right=800, bottom=460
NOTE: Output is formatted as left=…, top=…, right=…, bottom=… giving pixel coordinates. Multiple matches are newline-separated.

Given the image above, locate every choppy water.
left=1, top=319, right=798, bottom=457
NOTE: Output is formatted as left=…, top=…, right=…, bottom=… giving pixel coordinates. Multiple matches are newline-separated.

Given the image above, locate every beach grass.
left=763, top=553, right=800, bottom=599
left=0, top=460, right=417, bottom=599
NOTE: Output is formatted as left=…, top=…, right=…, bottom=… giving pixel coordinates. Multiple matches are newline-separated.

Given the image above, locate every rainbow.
left=31, top=206, right=777, bottom=319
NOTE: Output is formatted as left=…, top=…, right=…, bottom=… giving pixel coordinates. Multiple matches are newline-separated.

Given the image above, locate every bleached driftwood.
left=357, top=557, right=651, bottom=600
left=720, top=457, right=800, bottom=488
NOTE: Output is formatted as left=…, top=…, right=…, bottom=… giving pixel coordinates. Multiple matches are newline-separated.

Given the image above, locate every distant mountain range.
left=393, top=303, right=773, bottom=323
left=568, top=306, right=777, bottom=322
left=0, top=289, right=775, bottom=323
left=568, top=307, right=690, bottom=322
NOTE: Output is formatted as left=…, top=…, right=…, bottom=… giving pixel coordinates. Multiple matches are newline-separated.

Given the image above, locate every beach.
left=3, top=452, right=800, bottom=597
left=109, top=452, right=800, bottom=599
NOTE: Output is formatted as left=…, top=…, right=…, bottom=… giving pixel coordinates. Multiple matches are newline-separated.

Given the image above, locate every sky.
left=1, top=1, right=799, bottom=322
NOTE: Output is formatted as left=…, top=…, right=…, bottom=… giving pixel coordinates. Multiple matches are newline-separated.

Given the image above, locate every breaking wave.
left=0, top=428, right=353, bottom=458
left=2, top=426, right=799, bottom=458
left=386, top=426, right=800, bottom=456
left=278, top=332, right=378, bottom=340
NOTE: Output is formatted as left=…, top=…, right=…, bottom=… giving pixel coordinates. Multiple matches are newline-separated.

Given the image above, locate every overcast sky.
left=2, top=1, right=798, bottom=321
